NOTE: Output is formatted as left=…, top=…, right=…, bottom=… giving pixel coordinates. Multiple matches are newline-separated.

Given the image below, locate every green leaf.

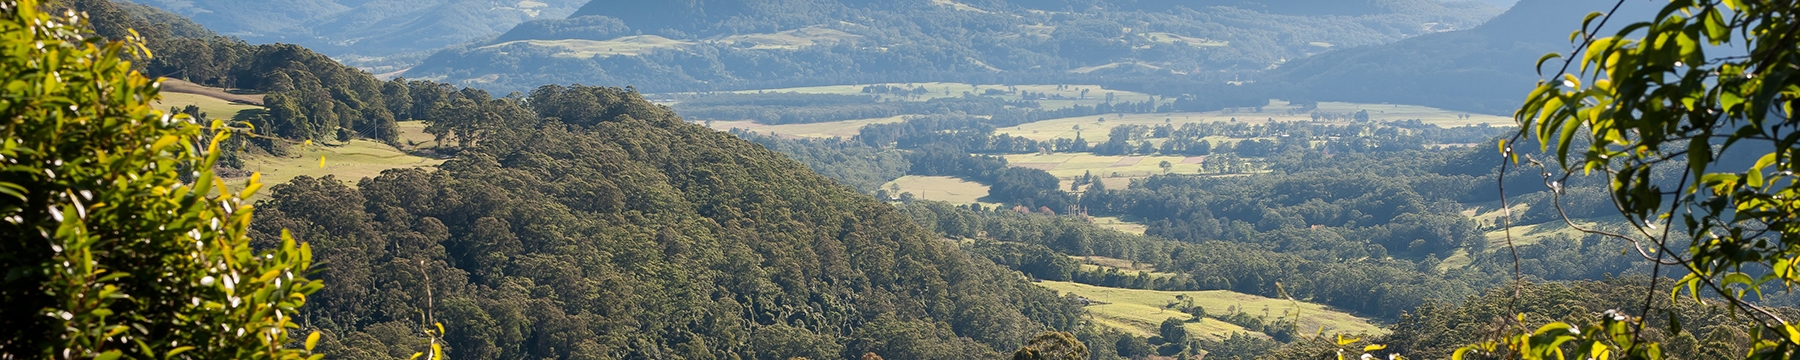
left=1666, top=311, right=1682, bottom=336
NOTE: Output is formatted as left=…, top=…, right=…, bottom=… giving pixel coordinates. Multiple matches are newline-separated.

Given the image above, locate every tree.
left=0, top=1, right=321, bottom=358
left=1159, top=160, right=1174, bottom=173
left=1010, top=332, right=1088, bottom=360
left=1158, top=317, right=1189, bottom=345
left=1489, top=0, right=1800, bottom=358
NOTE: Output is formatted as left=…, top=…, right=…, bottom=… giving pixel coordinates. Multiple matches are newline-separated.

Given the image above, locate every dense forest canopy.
left=252, top=84, right=1090, bottom=359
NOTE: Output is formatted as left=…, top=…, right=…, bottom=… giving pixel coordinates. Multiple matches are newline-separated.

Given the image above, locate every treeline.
left=253, top=84, right=1089, bottom=359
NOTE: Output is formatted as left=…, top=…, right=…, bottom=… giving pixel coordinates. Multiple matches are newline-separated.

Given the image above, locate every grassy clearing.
left=394, top=121, right=442, bottom=150
left=1036, top=281, right=1386, bottom=340
left=493, top=27, right=862, bottom=58
left=237, top=140, right=445, bottom=194
left=234, top=121, right=444, bottom=199
left=1072, top=255, right=1157, bottom=272
left=1005, top=153, right=1201, bottom=178
left=882, top=175, right=995, bottom=205
left=994, top=100, right=1508, bottom=142
left=160, top=78, right=264, bottom=105
left=701, top=115, right=908, bottom=138
left=152, top=92, right=262, bottom=121
left=929, top=0, right=990, bottom=13
left=1070, top=62, right=1165, bottom=74
left=484, top=36, right=696, bottom=58
left=721, top=82, right=1168, bottom=111
left=1089, top=216, right=1148, bottom=235
left=710, top=26, right=863, bottom=50
left=1141, top=32, right=1229, bottom=48
left=1482, top=221, right=1593, bottom=248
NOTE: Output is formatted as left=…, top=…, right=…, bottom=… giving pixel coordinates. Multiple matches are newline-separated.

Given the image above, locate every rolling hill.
left=1262, top=0, right=1661, bottom=114
left=406, top=0, right=1504, bottom=93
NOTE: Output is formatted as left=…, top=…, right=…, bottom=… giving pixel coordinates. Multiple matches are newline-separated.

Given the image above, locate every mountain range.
left=1264, top=0, right=1663, bottom=114
left=125, top=0, right=587, bottom=70
left=400, top=0, right=1503, bottom=93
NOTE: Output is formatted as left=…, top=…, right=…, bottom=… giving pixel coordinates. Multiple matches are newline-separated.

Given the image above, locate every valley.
left=15, top=0, right=1784, bottom=359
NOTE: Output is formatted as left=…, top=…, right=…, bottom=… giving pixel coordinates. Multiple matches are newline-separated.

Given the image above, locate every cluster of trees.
left=731, top=130, right=911, bottom=193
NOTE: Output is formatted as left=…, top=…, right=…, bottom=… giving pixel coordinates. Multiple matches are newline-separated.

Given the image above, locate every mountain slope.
left=408, top=0, right=1503, bottom=93
left=127, top=0, right=587, bottom=68
left=252, top=85, right=1085, bottom=359
left=1263, top=0, right=1660, bottom=114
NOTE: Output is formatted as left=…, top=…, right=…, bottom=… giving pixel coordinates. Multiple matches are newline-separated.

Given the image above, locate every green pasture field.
left=1070, top=62, right=1168, bottom=74
left=488, top=27, right=861, bottom=58
left=483, top=36, right=696, bottom=58
left=233, top=121, right=444, bottom=199
left=152, top=92, right=262, bottom=120
left=993, top=100, right=1509, bottom=142
left=236, top=140, right=445, bottom=195
left=1036, top=281, right=1386, bottom=340
left=394, top=121, right=441, bottom=150
left=1140, top=32, right=1229, bottom=48
left=882, top=175, right=995, bottom=205
left=1087, top=216, right=1148, bottom=235
left=710, top=26, right=863, bottom=50
left=702, top=115, right=909, bottom=138
left=1005, top=153, right=1203, bottom=178
left=719, top=82, right=1170, bottom=111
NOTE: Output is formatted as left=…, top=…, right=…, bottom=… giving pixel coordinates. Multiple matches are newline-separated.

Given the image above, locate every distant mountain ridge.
left=1263, top=0, right=1661, bottom=115
left=408, top=0, right=1504, bottom=93
left=126, top=0, right=587, bottom=70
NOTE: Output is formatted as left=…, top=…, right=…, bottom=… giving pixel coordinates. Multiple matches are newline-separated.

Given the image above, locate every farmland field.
left=481, top=36, right=695, bottom=58
left=1036, top=281, right=1385, bottom=340
left=993, top=100, right=1509, bottom=142
left=719, top=82, right=1170, bottom=111
left=1005, top=153, right=1202, bottom=178
left=701, top=115, right=908, bottom=138
left=882, top=175, right=994, bottom=205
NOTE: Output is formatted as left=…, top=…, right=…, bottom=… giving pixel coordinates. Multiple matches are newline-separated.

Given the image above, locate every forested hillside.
left=1263, top=0, right=1661, bottom=114
left=408, top=0, right=1502, bottom=93
left=252, top=85, right=1085, bottom=359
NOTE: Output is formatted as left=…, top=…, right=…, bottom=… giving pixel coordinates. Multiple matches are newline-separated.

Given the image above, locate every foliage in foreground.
left=0, top=0, right=320, bottom=357
left=1492, top=0, right=1800, bottom=358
